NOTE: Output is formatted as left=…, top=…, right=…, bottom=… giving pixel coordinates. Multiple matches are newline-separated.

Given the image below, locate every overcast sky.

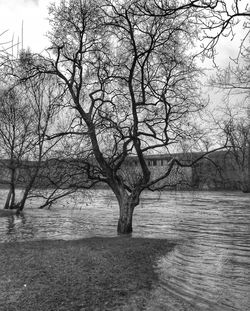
left=0, top=0, right=246, bottom=110
left=1, top=0, right=246, bottom=112
left=0, top=0, right=53, bottom=54
left=0, top=0, right=244, bottom=62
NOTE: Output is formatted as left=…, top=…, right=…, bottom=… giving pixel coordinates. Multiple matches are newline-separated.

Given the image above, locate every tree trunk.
left=16, top=163, right=41, bottom=212
left=241, top=182, right=250, bottom=193
left=245, top=142, right=250, bottom=193
left=114, top=186, right=140, bottom=235
left=10, top=185, right=16, bottom=208
left=117, top=200, right=134, bottom=234
left=5, top=166, right=17, bottom=209
left=4, top=189, right=12, bottom=209
left=241, top=171, right=250, bottom=193
left=4, top=184, right=15, bottom=209
left=18, top=185, right=31, bottom=211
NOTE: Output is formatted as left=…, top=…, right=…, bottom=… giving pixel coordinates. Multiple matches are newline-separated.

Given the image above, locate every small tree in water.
left=42, top=0, right=206, bottom=234
left=0, top=88, right=34, bottom=209
left=0, top=51, right=71, bottom=211
left=222, top=106, right=250, bottom=193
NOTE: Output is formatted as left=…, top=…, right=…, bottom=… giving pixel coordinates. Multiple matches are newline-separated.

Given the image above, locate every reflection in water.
left=7, top=214, right=26, bottom=234
left=0, top=189, right=250, bottom=310
left=4, top=213, right=35, bottom=241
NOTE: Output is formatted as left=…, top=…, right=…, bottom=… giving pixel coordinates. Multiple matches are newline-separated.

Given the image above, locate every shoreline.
left=0, top=237, right=175, bottom=310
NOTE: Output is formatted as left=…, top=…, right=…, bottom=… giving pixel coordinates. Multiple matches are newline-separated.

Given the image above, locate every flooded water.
left=0, top=189, right=250, bottom=310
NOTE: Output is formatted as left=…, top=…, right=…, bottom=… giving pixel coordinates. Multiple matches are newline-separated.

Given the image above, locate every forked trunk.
left=17, top=188, right=30, bottom=212
left=19, top=164, right=41, bottom=211
left=115, top=188, right=140, bottom=235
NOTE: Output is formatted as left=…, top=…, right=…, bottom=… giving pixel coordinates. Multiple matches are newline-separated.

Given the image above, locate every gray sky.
left=0, top=0, right=246, bottom=110
left=0, top=0, right=52, bottom=54
left=0, top=0, right=244, bottom=58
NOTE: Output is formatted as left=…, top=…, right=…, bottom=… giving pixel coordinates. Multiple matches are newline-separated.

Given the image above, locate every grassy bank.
left=0, top=237, right=175, bottom=311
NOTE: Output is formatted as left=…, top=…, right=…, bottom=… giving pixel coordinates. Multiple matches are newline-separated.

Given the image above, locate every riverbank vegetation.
left=0, top=237, right=175, bottom=311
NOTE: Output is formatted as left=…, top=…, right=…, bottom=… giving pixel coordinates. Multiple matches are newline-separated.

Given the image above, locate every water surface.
left=0, top=189, right=250, bottom=310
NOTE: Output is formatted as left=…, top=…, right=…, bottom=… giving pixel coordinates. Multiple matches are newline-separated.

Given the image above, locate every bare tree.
left=209, top=9, right=249, bottom=101
left=220, top=105, right=250, bottom=192
left=205, top=4, right=250, bottom=192
left=6, top=0, right=247, bottom=232
left=210, top=52, right=250, bottom=192
left=0, top=56, right=68, bottom=211
left=32, top=0, right=211, bottom=234
left=0, top=87, right=34, bottom=209
left=132, top=1, right=249, bottom=59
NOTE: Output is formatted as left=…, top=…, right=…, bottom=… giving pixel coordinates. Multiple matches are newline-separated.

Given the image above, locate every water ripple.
left=1, top=190, right=250, bottom=310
